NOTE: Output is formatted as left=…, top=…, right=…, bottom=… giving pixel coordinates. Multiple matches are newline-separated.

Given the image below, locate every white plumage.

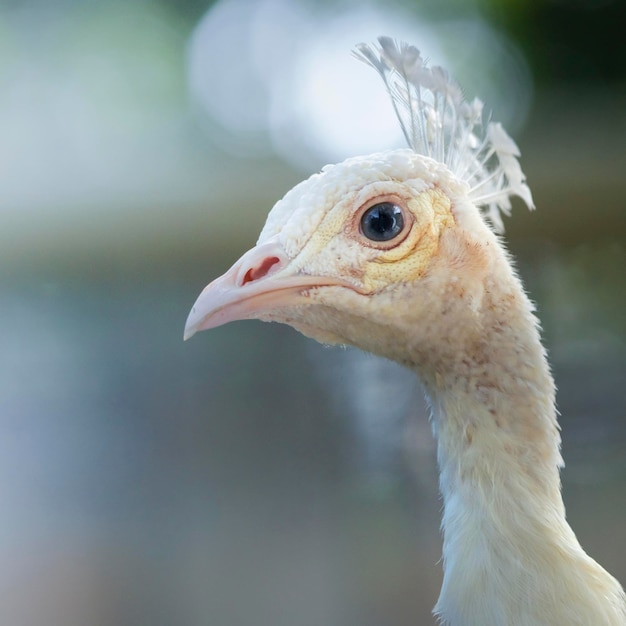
left=185, top=37, right=626, bottom=625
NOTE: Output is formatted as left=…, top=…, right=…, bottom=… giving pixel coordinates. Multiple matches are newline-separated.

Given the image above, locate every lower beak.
left=184, top=239, right=350, bottom=340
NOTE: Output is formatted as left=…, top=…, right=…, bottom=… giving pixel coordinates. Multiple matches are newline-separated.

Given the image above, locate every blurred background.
left=1, top=0, right=625, bottom=624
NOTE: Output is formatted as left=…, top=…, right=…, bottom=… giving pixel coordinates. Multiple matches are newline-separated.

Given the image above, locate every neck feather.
left=412, top=258, right=626, bottom=626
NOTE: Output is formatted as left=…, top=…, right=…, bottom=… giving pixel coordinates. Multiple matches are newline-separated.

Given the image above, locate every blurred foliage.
left=394, top=0, right=626, bottom=88
left=486, top=0, right=626, bottom=88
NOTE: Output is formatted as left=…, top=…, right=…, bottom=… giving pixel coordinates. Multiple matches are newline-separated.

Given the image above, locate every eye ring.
left=353, top=197, right=412, bottom=249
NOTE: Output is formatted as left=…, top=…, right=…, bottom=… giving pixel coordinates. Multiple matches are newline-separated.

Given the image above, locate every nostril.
left=241, top=256, right=281, bottom=285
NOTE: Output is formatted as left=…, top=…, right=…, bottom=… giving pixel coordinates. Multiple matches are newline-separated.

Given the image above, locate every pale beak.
left=184, top=239, right=353, bottom=340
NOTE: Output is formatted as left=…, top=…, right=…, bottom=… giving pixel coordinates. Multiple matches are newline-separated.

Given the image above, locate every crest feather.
left=353, top=36, right=534, bottom=232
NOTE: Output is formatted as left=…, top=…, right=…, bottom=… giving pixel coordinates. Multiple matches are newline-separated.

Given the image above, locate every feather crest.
left=353, top=36, right=534, bottom=232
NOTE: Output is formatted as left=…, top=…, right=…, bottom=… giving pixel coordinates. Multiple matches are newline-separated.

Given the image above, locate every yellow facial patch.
left=361, top=188, right=455, bottom=291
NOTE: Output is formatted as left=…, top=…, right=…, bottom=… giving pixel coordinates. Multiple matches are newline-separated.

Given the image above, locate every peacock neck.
left=409, top=272, right=626, bottom=625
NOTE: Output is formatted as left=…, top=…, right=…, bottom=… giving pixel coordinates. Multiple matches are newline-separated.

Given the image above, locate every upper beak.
left=184, top=238, right=352, bottom=340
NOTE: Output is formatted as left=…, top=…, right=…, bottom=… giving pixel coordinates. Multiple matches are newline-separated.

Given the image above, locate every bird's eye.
left=360, top=202, right=405, bottom=242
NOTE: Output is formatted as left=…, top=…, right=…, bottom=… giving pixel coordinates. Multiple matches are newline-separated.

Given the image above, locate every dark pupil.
left=360, top=203, right=404, bottom=242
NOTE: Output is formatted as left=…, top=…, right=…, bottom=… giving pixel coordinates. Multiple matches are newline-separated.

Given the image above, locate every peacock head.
left=184, top=37, right=534, bottom=362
